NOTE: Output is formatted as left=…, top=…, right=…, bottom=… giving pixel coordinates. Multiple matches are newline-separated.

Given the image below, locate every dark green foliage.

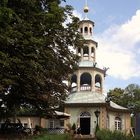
left=33, top=133, right=71, bottom=140
left=0, top=0, right=82, bottom=118
left=35, top=125, right=42, bottom=132
left=107, top=84, right=140, bottom=113
left=71, top=123, right=76, bottom=130
left=107, top=88, right=124, bottom=106
left=96, top=129, right=140, bottom=140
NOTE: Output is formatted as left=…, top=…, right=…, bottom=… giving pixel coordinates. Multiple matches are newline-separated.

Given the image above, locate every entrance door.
left=80, top=117, right=90, bottom=135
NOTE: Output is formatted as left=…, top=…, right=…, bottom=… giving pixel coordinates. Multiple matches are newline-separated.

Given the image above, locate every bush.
left=96, top=129, right=140, bottom=140
left=35, top=125, right=42, bottom=134
left=33, top=133, right=71, bottom=140
left=71, top=123, right=76, bottom=131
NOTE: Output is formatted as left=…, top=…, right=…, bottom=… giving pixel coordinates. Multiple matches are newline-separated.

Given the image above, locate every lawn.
left=32, top=133, right=72, bottom=140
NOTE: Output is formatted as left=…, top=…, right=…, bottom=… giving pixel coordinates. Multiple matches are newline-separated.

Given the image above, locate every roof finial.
left=84, top=0, right=89, bottom=19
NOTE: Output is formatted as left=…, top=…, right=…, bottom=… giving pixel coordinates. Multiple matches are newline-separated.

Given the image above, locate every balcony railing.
left=80, top=85, right=91, bottom=91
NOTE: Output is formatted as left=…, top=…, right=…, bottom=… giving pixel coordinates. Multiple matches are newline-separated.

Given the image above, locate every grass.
left=32, top=133, right=72, bottom=140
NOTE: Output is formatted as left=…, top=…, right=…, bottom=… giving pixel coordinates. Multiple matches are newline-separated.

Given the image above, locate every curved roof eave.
left=79, top=20, right=94, bottom=25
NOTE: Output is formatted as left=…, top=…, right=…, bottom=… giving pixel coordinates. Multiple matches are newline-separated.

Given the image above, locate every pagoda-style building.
left=64, top=2, right=131, bottom=135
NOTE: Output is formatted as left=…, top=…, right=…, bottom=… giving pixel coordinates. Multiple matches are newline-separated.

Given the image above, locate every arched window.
left=91, top=47, right=95, bottom=57
left=80, top=73, right=91, bottom=85
left=115, top=117, right=122, bottom=130
left=80, top=112, right=91, bottom=118
left=90, top=27, right=92, bottom=34
left=83, top=46, right=89, bottom=56
left=78, top=47, right=81, bottom=56
left=95, top=74, right=102, bottom=92
left=80, top=73, right=91, bottom=91
left=84, top=27, right=88, bottom=33
left=95, top=74, right=102, bottom=88
left=71, top=74, right=77, bottom=92
left=71, top=74, right=77, bottom=87
left=91, top=47, right=94, bottom=53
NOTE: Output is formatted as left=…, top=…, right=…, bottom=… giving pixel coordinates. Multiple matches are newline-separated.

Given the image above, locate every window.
left=24, top=123, right=28, bottom=128
left=60, top=120, right=64, bottom=127
left=91, top=47, right=94, bottom=53
left=90, top=27, right=92, bottom=34
left=78, top=47, right=81, bottom=53
left=95, top=75, right=102, bottom=88
left=49, top=120, right=54, bottom=128
left=115, top=117, right=122, bottom=130
left=84, top=27, right=88, bottom=33
left=83, top=46, right=89, bottom=56
left=80, top=28, right=83, bottom=33
left=80, top=112, right=91, bottom=117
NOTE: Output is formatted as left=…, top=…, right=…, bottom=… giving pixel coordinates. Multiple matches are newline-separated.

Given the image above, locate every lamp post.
left=94, top=109, right=100, bottom=132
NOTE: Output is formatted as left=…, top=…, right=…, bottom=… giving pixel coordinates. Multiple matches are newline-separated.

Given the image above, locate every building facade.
left=65, top=4, right=131, bottom=135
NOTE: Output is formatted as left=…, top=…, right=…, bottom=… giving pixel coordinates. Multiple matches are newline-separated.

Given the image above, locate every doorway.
left=80, top=112, right=91, bottom=135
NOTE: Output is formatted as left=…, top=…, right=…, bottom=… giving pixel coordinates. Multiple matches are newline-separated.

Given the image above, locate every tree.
left=124, top=84, right=140, bottom=112
left=0, top=0, right=82, bottom=119
left=108, top=84, right=140, bottom=112
left=107, top=88, right=124, bottom=106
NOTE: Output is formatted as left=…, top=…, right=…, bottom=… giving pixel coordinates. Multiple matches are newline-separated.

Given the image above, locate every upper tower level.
left=79, top=2, right=94, bottom=40
left=76, top=2, right=97, bottom=63
left=79, top=20, right=94, bottom=40
left=70, top=2, right=105, bottom=94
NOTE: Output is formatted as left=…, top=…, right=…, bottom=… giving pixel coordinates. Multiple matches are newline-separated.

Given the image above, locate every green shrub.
left=33, top=133, right=71, bottom=140
left=35, top=125, right=42, bottom=132
left=72, top=123, right=76, bottom=130
left=96, top=129, right=140, bottom=140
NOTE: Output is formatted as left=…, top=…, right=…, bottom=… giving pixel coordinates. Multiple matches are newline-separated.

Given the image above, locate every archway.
left=71, top=74, right=77, bottom=92
left=80, top=72, right=91, bottom=91
left=95, top=74, right=102, bottom=92
left=80, top=112, right=91, bottom=135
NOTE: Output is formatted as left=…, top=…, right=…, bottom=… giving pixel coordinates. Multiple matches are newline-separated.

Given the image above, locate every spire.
left=84, top=0, right=89, bottom=19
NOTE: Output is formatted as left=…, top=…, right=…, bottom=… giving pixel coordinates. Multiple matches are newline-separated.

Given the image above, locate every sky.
left=63, top=0, right=140, bottom=92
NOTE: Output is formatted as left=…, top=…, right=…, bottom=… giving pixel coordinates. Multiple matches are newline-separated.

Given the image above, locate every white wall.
left=66, top=107, right=101, bottom=135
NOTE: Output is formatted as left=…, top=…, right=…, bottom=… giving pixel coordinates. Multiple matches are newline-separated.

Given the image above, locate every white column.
left=89, top=45, right=91, bottom=61
left=77, top=71, right=80, bottom=92
left=91, top=73, right=95, bottom=92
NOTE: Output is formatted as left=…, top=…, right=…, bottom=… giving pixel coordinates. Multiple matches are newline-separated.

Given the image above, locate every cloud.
left=95, top=10, right=140, bottom=80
